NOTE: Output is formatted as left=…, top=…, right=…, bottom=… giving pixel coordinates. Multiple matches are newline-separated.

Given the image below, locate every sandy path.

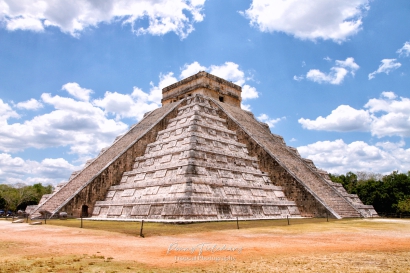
left=1, top=219, right=410, bottom=271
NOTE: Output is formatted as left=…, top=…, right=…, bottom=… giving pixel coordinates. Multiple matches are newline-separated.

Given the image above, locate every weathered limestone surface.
left=214, top=101, right=367, bottom=218
left=92, top=95, right=300, bottom=220
left=30, top=101, right=182, bottom=218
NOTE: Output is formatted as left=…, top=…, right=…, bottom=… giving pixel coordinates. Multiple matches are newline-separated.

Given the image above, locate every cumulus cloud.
left=0, top=99, right=19, bottom=121
left=241, top=85, right=259, bottom=100
left=365, top=93, right=410, bottom=138
left=62, top=82, right=93, bottom=101
left=0, top=153, right=78, bottom=185
left=299, top=105, right=371, bottom=132
left=0, top=0, right=205, bottom=38
left=306, top=57, right=359, bottom=84
left=93, top=72, right=180, bottom=121
left=179, top=61, right=259, bottom=101
left=380, top=91, right=396, bottom=100
left=208, top=62, right=245, bottom=86
left=368, top=59, right=401, bottom=80
left=0, top=91, right=128, bottom=156
left=15, top=98, right=43, bottom=110
left=146, top=72, right=179, bottom=103
left=299, top=92, right=410, bottom=138
left=241, top=0, right=369, bottom=43
left=179, top=62, right=207, bottom=79
left=293, top=75, right=304, bottom=81
left=297, top=139, right=410, bottom=174
left=94, top=91, right=153, bottom=121
left=241, top=104, right=251, bottom=111
left=257, top=113, right=284, bottom=128
left=397, top=41, right=410, bottom=57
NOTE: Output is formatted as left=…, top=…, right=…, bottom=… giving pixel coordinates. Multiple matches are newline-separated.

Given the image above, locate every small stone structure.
left=30, top=72, right=377, bottom=220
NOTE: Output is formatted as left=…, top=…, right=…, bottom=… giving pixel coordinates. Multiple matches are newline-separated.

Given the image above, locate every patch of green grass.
left=45, top=217, right=410, bottom=238
left=45, top=217, right=340, bottom=237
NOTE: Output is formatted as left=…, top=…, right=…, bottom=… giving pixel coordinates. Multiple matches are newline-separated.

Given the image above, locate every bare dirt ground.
left=1, top=218, right=410, bottom=272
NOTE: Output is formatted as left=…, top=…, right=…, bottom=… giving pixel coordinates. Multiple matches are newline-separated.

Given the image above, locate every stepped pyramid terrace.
left=29, top=71, right=378, bottom=221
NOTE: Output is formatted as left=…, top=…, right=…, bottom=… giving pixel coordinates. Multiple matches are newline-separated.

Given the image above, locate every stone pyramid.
left=30, top=71, right=377, bottom=220
left=92, top=94, right=300, bottom=220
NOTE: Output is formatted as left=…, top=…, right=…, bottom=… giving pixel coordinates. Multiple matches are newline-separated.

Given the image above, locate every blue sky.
left=0, top=0, right=409, bottom=185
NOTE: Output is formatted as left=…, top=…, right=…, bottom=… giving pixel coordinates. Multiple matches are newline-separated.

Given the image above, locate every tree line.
left=0, top=183, right=53, bottom=212
left=1, top=171, right=409, bottom=215
left=329, top=171, right=410, bottom=214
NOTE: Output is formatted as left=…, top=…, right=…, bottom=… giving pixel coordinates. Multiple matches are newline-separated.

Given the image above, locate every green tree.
left=397, top=197, right=410, bottom=213
left=330, top=170, right=410, bottom=214
left=0, top=183, right=53, bottom=212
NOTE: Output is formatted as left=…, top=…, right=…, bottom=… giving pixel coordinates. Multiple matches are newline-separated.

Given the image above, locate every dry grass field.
left=0, top=217, right=409, bottom=272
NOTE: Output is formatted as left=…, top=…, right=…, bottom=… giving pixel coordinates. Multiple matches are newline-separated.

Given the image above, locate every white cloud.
left=5, top=15, right=44, bottom=32
left=365, top=93, right=410, bottom=138
left=368, top=59, right=401, bottom=80
left=241, top=104, right=251, bottom=111
left=299, top=92, right=410, bottom=138
left=257, top=113, right=284, bottom=128
left=242, top=85, right=259, bottom=100
left=62, top=82, right=93, bottom=101
left=93, top=72, right=178, bottom=121
left=299, top=105, right=371, bottom=131
left=323, top=57, right=332, bottom=62
left=297, top=139, right=410, bottom=174
left=397, top=41, right=410, bottom=57
left=381, top=91, right=396, bottom=100
left=293, top=75, right=304, bottom=81
left=0, top=99, right=19, bottom=121
left=179, top=61, right=207, bottom=79
left=335, top=57, right=360, bottom=75
left=0, top=0, right=205, bottom=39
left=93, top=90, right=159, bottom=121
left=179, top=61, right=259, bottom=101
left=0, top=91, right=128, bottom=157
left=147, top=72, right=179, bottom=103
left=306, top=68, right=348, bottom=85
left=209, top=62, right=246, bottom=86
left=241, top=0, right=369, bottom=43
left=15, top=98, right=43, bottom=110
left=306, top=57, right=359, bottom=84
left=0, top=153, right=78, bottom=185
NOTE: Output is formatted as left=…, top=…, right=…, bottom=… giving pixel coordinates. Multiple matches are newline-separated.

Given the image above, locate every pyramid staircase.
left=29, top=102, right=181, bottom=219
left=216, top=101, right=365, bottom=218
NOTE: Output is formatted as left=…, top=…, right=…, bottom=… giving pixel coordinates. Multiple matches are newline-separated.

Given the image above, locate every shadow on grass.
left=45, top=217, right=338, bottom=237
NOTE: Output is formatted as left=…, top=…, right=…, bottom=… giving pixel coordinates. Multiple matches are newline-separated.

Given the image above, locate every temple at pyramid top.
left=162, top=71, right=242, bottom=107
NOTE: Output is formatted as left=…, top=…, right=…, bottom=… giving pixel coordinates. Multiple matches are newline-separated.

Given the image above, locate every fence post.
left=326, top=212, right=329, bottom=222
left=236, top=217, right=239, bottom=229
left=140, top=220, right=144, bottom=237
left=80, top=212, right=83, bottom=228
left=287, top=215, right=290, bottom=225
